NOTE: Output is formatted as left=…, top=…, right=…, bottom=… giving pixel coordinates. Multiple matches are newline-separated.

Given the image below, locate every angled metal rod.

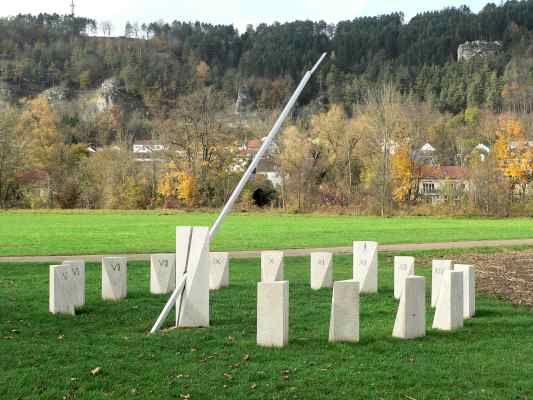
left=149, top=53, right=327, bottom=334
left=209, top=52, right=328, bottom=240
left=150, top=274, right=187, bottom=334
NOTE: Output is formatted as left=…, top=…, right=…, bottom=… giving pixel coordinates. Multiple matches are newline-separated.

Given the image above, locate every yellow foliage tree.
left=309, top=105, right=363, bottom=204
left=494, top=115, right=533, bottom=197
left=391, top=144, right=415, bottom=202
left=16, top=97, right=63, bottom=171
left=177, top=172, right=196, bottom=207
left=157, top=162, right=180, bottom=201
left=157, top=163, right=197, bottom=208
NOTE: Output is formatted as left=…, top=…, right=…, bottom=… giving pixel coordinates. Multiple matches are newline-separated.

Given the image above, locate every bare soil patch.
left=415, top=251, right=533, bottom=307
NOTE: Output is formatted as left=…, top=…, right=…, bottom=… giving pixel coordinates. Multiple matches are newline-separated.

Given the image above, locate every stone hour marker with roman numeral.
left=310, top=252, right=333, bottom=290
left=102, top=257, right=128, bottom=300
left=49, top=265, right=76, bottom=315
left=209, top=252, right=229, bottom=290
left=62, top=260, right=85, bottom=308
left=260, top=251, right=284, bottom=282
left=394, top=256, right=415, bottom=300
left=150, top=254, right=176, bottom=295
left=352, top=241, right=378, bottom=294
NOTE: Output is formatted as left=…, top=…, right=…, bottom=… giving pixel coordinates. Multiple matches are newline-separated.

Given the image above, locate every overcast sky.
left=2, top=0, right=491, bottom=35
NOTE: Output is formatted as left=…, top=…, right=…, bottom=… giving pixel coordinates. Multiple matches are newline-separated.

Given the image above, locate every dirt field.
left=417, top=250, right=533, bottom=307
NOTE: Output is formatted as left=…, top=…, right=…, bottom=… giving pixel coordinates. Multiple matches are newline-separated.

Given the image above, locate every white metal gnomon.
left=150, top=53, right=328, bottom=334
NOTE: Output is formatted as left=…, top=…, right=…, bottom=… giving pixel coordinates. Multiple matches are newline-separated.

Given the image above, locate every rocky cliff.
left=458, top=40, right=502, bottom=61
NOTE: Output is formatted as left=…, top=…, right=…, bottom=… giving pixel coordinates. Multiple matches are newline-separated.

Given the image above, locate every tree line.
left=0, top=2, right=533, bottom=215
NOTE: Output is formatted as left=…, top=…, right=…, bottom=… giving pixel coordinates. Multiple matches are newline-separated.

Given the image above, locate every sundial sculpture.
left=150, top=53, right=328, bottom=333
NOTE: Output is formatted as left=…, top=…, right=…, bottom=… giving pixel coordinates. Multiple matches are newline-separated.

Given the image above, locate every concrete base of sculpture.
left=394, top=256, right=415, bottom=300
left=329, top=280, right=360, bottom=343
left=102, top=257, right=128, bottom=300
left=49, top=265, right=76, bottom=315
left=431, top=260, right=453, bottom=308
left=150, top=254, right=176, bottom=295
left=310, top=252, right=333, bottom=290
left=454, top=264, right=476, bottom=319
left=176, top=227, right=210, bottom=328
left=353, top=241, right=378, bottom=294
left=393, top=276, right=425, bottom=339
left=261, top=251, right=284, bottom=282
left=209, top=252, right=229, bottom=290
left=432, top=270, right=464, bottom=331
left=62, top=260, right=85, bottom=308
left=257, top=281, right=289, bottom=347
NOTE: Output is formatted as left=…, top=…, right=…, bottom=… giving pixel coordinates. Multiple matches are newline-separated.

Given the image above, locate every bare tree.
left=100, top=21, right=113, bottom=37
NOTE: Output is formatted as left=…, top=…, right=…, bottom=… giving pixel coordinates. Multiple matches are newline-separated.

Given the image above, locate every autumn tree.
left=360, top=84, right=408, bottom=215
left=0, top=106, right=21, bottom=208
left=15, top=97, right=64, bottom=207
left=80, top=147, right=149, bottom=209
left=493, top=115, right=533, bottom=200
left=309, top=105, right=363, bottom=206
left=157, top=87, right=234, bottom=206
left=391, top=144, right=420, bottom=203
left=279, top=126, right=316, bottom=210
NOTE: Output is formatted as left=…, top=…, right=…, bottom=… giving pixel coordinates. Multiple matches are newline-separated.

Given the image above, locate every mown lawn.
left=1, top=210, right=533, bottom=256
left=1, top=253, right=532, bottom=399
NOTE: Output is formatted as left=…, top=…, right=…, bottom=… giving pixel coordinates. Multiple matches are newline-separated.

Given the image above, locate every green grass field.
left=1, top=211, right=533, bottom=256
left=1, top=253, right=532, bottom=399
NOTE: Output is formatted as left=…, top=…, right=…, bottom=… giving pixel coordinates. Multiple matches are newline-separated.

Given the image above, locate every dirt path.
left=1, top=238, right=532, bottom=263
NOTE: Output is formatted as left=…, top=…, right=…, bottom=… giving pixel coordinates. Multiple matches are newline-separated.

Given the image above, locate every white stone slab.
left=101, top=257, right=127, bottom=300
left=310, top=252, right=333, bottom=290
left=257, top=281, right=289, bottom=347
left=261, top=251, right=284, bottom=282
left=329, top=280, right=360, bottom=343
left=393, top=276, right=425, bottom=339
left=209, top=252, right=229, bottom=290
left=49, top=265, right=76, bottom=315
left=431, top=260, right=453, bottom=308
left=454, top=264, right=476, bottom=319
left=176, top=227, right=210, bottom=328
left=432, top=270, right=464, bottom=331
left=394, top=256, right=415, bottom=300
left=150, top=254, right=176, bottom=295
left=62, top=260, right=85, bottom=308
left=353, top=241, right=378, bottom=294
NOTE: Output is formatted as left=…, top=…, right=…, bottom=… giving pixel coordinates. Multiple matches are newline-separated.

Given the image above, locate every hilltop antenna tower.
left=70, top=0, right=75, bottom=16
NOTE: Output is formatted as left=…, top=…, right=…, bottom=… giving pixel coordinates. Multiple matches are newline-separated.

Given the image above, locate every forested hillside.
left=0, top=3, right=533, bottom=110
left=0, top=2, right=532, bottom=214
